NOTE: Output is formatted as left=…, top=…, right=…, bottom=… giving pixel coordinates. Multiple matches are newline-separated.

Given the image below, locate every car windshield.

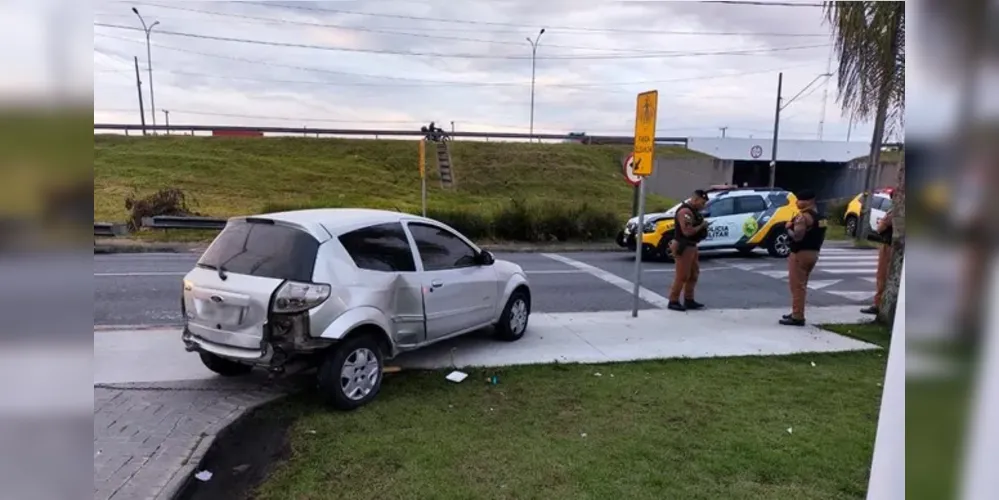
left=197, top=220, right=319, bottom=282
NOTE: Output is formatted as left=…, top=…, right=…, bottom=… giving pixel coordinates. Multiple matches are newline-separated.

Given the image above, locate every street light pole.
left=769, top=71, right=833, bottom=188
left=132, top=8, right=160, bottom=133
left=527, top=28, right=546, bottom=143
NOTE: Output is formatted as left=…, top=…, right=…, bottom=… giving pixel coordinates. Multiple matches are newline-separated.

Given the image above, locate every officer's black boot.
left=860, top=306, right=878, bottom=315
left=684, top=299, right=705, bottom=310
left=667, top=301, right=686, bottom=312
left=779, top=317, right=806, bottom=327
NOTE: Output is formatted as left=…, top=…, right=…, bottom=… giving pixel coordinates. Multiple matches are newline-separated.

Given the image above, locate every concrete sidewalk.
left=95, top=306, right=876, bottom=385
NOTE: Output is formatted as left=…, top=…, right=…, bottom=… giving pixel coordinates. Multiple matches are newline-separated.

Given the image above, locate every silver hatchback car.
left=181, top=209, right=531, bottom=409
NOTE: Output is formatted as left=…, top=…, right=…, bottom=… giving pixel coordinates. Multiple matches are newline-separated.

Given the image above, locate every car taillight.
left=272, top=281, right=331, bottom=314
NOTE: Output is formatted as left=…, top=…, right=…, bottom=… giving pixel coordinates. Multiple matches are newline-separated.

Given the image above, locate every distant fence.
left=93, top=123, right=690, bottom=146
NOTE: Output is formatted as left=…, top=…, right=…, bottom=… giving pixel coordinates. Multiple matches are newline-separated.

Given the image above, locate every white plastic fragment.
left=594, top=372, right=602, bottom=377
left=811, top=362, right=816, bottom=367
left=787, top=427, right=793, bottom=435
left=194, top=470, right=213, bottom=482
left=580, top=433, right=588, bottom=438
left=446, top=371, right=468, bottom=383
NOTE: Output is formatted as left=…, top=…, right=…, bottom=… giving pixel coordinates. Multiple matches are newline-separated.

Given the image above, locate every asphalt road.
left=94, top=246, right=880, bottom=327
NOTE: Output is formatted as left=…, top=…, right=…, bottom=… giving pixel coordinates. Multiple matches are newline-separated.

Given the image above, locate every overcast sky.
left=90, top=0, right=895, bottom=141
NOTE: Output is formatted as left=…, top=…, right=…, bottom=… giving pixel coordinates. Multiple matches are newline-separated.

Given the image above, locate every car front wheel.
left=495, top=289, right=530, bottom=341
left=845, top=216, right=858, bottom=237
left=318, top=335, right=384, bottom=411
left=767, top=228, right=792, bottom=258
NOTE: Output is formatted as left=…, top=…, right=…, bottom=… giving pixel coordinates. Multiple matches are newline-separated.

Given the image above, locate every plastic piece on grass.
left=195, top=470, right=213, bottom=482
left=787, top=427, right=793, bottom=435
left=446, top=371, right=468, bottom=383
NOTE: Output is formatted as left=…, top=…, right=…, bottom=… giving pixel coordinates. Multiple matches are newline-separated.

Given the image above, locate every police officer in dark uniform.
left=667, top=189, right=711, bottom=311
left=862, top=203, right=894, bottom=315
left=781, top=189, right=827, bottom=326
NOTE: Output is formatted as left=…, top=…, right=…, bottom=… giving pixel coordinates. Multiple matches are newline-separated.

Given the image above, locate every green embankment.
left=94, top=135, right=696, bottom=241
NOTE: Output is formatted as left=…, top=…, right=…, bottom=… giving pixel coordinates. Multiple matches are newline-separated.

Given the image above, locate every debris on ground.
left=594, top=372, right=602, bottom=377
left=810, top=362, right=816, bottom=367
left=786, top=427, right=794, bottom=435
left=580, top=433, right=588, bottom=438
left=194, top=470, right=213, bottom=482
left=232, top=464, right=250, bottom=474
left=383, top=366, right=402, bottom=374
left=487, top=375, right=500, bottom=385
left=305, top=429, right=317, bottom=435
left=446, top=371, right=468, bottom=383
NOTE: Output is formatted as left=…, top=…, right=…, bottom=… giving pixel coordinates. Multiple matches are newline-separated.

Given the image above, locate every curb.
left=155, top=391, right=287, bottom=500
left=94, top=240, right=207, bottom=254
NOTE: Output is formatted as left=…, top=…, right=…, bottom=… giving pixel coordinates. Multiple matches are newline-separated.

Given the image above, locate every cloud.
left=89, top=0, right=877, bottom=141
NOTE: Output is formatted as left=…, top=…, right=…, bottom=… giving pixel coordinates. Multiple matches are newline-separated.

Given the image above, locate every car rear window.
left=197, top=220, right=319, bottom=282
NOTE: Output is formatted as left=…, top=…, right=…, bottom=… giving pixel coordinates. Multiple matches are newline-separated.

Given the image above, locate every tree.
left=823, top=1, right=905, bottom=324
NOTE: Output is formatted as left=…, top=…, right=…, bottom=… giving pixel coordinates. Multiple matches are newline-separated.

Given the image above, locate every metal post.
left=631, top=184, right=639, bottom=217
left=163, top=110, right=170, bottom=134
left=133, top=56, right=147, bottom=136
left=421, top=175, right=427, bottom=217
left=769, top=72, right=783, bottom=188
left=132, top=8, right=159, bottom=133
left=527, top=28, right=545, bottom=143
left=631, top=178, right=646, bottom=318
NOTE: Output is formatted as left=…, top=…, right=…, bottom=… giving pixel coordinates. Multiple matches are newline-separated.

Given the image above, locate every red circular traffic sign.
left=622, top=153, right=640, bottom=186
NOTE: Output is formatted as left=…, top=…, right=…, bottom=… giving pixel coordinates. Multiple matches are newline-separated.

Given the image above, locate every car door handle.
left=431, top=280, right=444, bottom=288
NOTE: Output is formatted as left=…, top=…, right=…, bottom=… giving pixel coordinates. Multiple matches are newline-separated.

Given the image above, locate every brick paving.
left=93, top=378, right=292, bottom=500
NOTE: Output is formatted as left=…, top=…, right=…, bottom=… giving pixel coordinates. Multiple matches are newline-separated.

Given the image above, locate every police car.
left=631, top=188, right=801, bottom=261
left=843, top=188, right=894, bottom=238
left=615, top=187, right=729, bottom=248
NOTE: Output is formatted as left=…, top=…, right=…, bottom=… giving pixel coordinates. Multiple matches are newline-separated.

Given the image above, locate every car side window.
left=768, top=194, right=790, bottom=207
left=705, top=197, right=735, bottom=217
left=735, top=195, right=768, bottom=214
left=407, top=223, right=478, bottom=271
left=875, top=197, right=892, bottom=211
left=338, top=223, right=416, bottom=272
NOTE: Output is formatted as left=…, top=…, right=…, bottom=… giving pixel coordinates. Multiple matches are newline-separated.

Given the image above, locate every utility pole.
left=134, top=56, right=147, bottom=136
left=132, top=8, right=160, bottom=133
left=450, top=121, right=455, bottom=140
left=526, top=28, right=546, bottom=143
left=768, top=72, right=783, bottom=188
left=818, top=46, right=833, bottom=140
left=163, top=110, right=170, bottom=134
left=719, top=126, right=728, bottom=138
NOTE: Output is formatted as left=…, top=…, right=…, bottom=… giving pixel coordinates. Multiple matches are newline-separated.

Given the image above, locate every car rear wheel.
left=656, top=238, right=675, bottom=262
left=318, top=335, right=384, bottom=411
left=845, top=216, right=858, bottom=237
left=199, top=352, right=253, bottom=377
left=767, top=228, right=792, bottom=258
left=495, top=289, right=530, bottom=341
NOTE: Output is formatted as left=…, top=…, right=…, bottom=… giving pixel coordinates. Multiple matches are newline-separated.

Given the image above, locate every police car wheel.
left=845, top=216, right=858, bottom=237
left=767, top=230, right=792, bottom=258
left=657, top=239, right=675, bottom=262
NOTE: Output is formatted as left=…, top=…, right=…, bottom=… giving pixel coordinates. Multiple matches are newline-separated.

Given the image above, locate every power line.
left=94, top=22, right=830, bottom=60
left=96, top=34, right=823, bottom=93
left=258, top=1, right=828, bottom=35
left=696, top=1, right=823, bottom=6
left=122, top=2, right=764, bottom=54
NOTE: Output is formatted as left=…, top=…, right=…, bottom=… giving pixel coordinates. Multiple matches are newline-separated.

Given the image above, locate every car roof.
left=234, top=208, right=439, bottom=240
left=712, top=188, right=788, bottom=198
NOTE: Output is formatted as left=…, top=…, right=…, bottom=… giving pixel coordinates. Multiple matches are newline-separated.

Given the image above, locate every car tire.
left=656, top=238, right=675, bottom=262
left=845, top=216, right=858, bottom=237
left=495, top=289, right=530, bottom=342
left=199, top=352, right=253, bottom=377
left=766, top=227, right=792, bottom=258
left=317, top=335, right=384, bottom=411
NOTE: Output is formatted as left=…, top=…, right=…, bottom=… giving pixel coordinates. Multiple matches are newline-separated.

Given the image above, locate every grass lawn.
left=94, top=135, right=688, bottom=223
left=249, top=351, right=886, bottom=500
left=820, top=322, right=892, bottom=348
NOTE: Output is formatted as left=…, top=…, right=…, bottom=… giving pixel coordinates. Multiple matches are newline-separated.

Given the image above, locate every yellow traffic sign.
left=418, top=139, right=426, bottom=179
left=632, top=90, right=658, bottom=176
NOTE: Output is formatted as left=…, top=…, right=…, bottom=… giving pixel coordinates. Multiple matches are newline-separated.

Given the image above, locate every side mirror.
left=476, top=250, right=495, bottom=266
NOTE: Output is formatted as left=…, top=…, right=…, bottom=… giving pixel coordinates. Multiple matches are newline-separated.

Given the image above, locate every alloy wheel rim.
left=340, top=347, right=380, bottom=401
left=510, top=299, right=528, bottom=335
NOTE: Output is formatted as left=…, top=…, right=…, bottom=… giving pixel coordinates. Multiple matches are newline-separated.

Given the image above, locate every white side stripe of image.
left=541, top=253, right=671, bottom=308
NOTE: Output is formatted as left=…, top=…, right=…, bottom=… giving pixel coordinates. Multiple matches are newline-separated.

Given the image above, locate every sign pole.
left=630, top=90, right=658, bottom=318
left=631, top=176, right=646, bottom=317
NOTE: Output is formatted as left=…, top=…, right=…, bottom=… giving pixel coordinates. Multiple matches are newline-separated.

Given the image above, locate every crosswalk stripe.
left=818, top=261, right=878, bottom=268
left=826, top=291, right=873, bottom=301
left=822, top=269, right=878, bottom=275
left=808, top=279, right=842, bottom=290
left=816, top=255, right=879, bottom=261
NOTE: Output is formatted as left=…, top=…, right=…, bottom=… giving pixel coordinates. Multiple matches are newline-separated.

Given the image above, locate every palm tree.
left=823, top=1, right=905, bottom=324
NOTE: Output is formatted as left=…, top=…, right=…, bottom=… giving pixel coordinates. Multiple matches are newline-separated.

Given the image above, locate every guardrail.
left=93, top=123, right=690, bottom=146
left=140, top=216, right=227, bottom=230
left=94, top=222, right=128, bottom=238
